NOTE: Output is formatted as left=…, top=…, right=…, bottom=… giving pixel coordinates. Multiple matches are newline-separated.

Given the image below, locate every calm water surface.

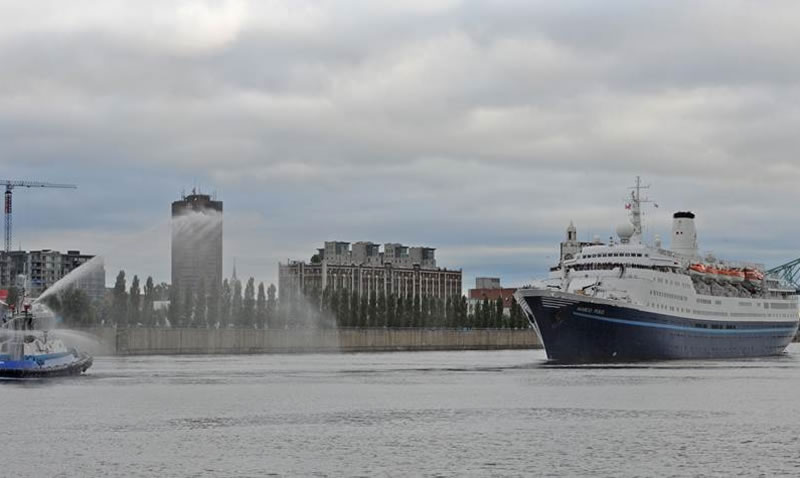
left=3, top=345, right=800, bottom=477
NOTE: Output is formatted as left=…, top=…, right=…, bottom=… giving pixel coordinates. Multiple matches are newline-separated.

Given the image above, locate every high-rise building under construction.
left=171, top=191, right=223, bottom=294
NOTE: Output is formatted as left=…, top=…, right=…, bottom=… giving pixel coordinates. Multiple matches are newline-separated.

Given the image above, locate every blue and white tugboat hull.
left=517, top=290, right=799, bottom=363
left=0, top=350, right=93, bottom=378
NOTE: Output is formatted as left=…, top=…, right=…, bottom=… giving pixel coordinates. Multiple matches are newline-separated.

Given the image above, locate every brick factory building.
left=467, top=277, right=517, bottom=317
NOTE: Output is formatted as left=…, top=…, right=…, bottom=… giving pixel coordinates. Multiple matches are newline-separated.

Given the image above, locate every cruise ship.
left=515, top=178, right=799, bottom=362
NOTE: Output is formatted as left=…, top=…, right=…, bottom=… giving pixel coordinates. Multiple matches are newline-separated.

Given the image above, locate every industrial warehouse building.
left=279, top=241, right=462, bottom=304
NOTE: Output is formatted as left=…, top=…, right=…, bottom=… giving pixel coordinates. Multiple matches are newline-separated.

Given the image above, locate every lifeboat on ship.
left=719, top=268, right=745, bottom=282
left=743, top=268, right=765, bottom=283
left=705, top=265, right=720, bottom=277
left=688, top=263, right=707, bottom=275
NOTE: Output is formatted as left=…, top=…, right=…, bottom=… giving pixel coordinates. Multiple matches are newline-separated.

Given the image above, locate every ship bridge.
left=569, top=243, right=681, bottom=270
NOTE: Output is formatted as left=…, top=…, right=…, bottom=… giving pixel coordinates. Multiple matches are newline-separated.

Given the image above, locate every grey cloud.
left=2, top=1, right=800, bottom=286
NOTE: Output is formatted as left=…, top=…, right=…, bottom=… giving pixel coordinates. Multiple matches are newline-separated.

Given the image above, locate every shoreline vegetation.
left=78, top=327, right=542, bottom=356
left=35, top=269, right=531, bottom=332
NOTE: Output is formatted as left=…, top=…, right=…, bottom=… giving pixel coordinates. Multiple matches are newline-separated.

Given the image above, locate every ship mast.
left=628, top=176, right=652, bottom=243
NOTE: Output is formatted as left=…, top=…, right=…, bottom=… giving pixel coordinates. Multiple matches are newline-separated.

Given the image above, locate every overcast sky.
left=2, top=0, right=800, bottom=289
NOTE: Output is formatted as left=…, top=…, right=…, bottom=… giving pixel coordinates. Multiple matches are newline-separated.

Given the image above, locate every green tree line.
left=39, top=270, right=530, bottom=330
left=278, top=283, right=529, bottom=330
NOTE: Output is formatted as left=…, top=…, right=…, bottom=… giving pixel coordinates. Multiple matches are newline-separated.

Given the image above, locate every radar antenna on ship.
left=626, top=176, right=654, bottom=243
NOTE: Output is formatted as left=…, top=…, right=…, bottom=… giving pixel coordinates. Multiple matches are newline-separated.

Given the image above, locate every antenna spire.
left=627, top=176, right=652, bottom=241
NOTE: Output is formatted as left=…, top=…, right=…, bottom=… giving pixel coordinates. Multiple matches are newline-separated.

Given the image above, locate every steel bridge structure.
left=767, top=258, right=800, bottom=290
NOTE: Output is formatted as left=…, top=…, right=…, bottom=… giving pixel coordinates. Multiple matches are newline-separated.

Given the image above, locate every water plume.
left=48, top=329, right=113, bottom=356
left=171, top=208, right=222, bottom=293
left=171, top=209, right=223, bottom=239
left=34, top=255, right=105, bottom=305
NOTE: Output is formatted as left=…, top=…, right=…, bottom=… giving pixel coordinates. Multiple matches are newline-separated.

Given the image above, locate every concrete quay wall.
left=78, top=328, right=542, bottom=356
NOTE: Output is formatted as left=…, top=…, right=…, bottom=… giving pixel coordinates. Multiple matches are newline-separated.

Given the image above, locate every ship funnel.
left=671, top=211, right=698, bottom=257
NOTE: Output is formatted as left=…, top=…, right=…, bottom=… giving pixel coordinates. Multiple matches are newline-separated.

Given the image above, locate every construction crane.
left=2, top=180, right=77, bottom=253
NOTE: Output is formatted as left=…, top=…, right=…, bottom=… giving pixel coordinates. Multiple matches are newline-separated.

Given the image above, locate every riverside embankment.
left=76, top=328, right=541, bottom=356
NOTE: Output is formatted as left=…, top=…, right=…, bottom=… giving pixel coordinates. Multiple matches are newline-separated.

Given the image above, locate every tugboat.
left=515, top=177, right=799, bottom=362
left=0, top=294, right=93, bottom=378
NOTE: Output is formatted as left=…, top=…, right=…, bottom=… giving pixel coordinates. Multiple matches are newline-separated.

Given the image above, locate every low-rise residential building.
left=0, top=249, right=105, bottom=302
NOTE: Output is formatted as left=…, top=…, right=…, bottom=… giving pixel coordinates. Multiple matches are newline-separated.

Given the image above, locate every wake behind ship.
left=515, top=178, right=799, bottom=362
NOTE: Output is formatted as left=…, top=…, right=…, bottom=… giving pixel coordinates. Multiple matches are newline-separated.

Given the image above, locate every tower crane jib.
left=1, top=180, right=78, bottom=254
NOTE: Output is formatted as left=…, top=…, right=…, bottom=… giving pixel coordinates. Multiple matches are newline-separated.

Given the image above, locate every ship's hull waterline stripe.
left=572, top=311, right=798, bottom=335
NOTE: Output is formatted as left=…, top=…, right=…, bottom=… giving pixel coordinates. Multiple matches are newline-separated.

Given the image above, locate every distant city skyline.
left=3, top=1, right=800, bottom=289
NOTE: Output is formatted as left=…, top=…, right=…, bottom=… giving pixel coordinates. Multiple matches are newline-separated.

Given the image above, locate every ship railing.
left=653, top=249, right=764, bottom=271
left=716, top=260, right=765, bottom=271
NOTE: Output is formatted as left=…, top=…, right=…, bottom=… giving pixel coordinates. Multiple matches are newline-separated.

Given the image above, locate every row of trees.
left=107, top=272, right=280, bottom=329
left=44, top=270, right=530, bottom=330
left=164, top=276, right=278, bottom=329
left=298, top=285, right=528, bottom=329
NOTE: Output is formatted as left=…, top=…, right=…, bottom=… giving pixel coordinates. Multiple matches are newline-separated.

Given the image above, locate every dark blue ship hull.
left=519, top=292, right=799, bottom=363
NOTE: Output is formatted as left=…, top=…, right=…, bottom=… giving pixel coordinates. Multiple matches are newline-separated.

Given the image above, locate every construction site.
left=0, top=179, right=105, bottom=303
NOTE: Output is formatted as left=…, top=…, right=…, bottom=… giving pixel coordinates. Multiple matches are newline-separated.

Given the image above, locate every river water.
left=3, top=345, right=800, bottom=477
